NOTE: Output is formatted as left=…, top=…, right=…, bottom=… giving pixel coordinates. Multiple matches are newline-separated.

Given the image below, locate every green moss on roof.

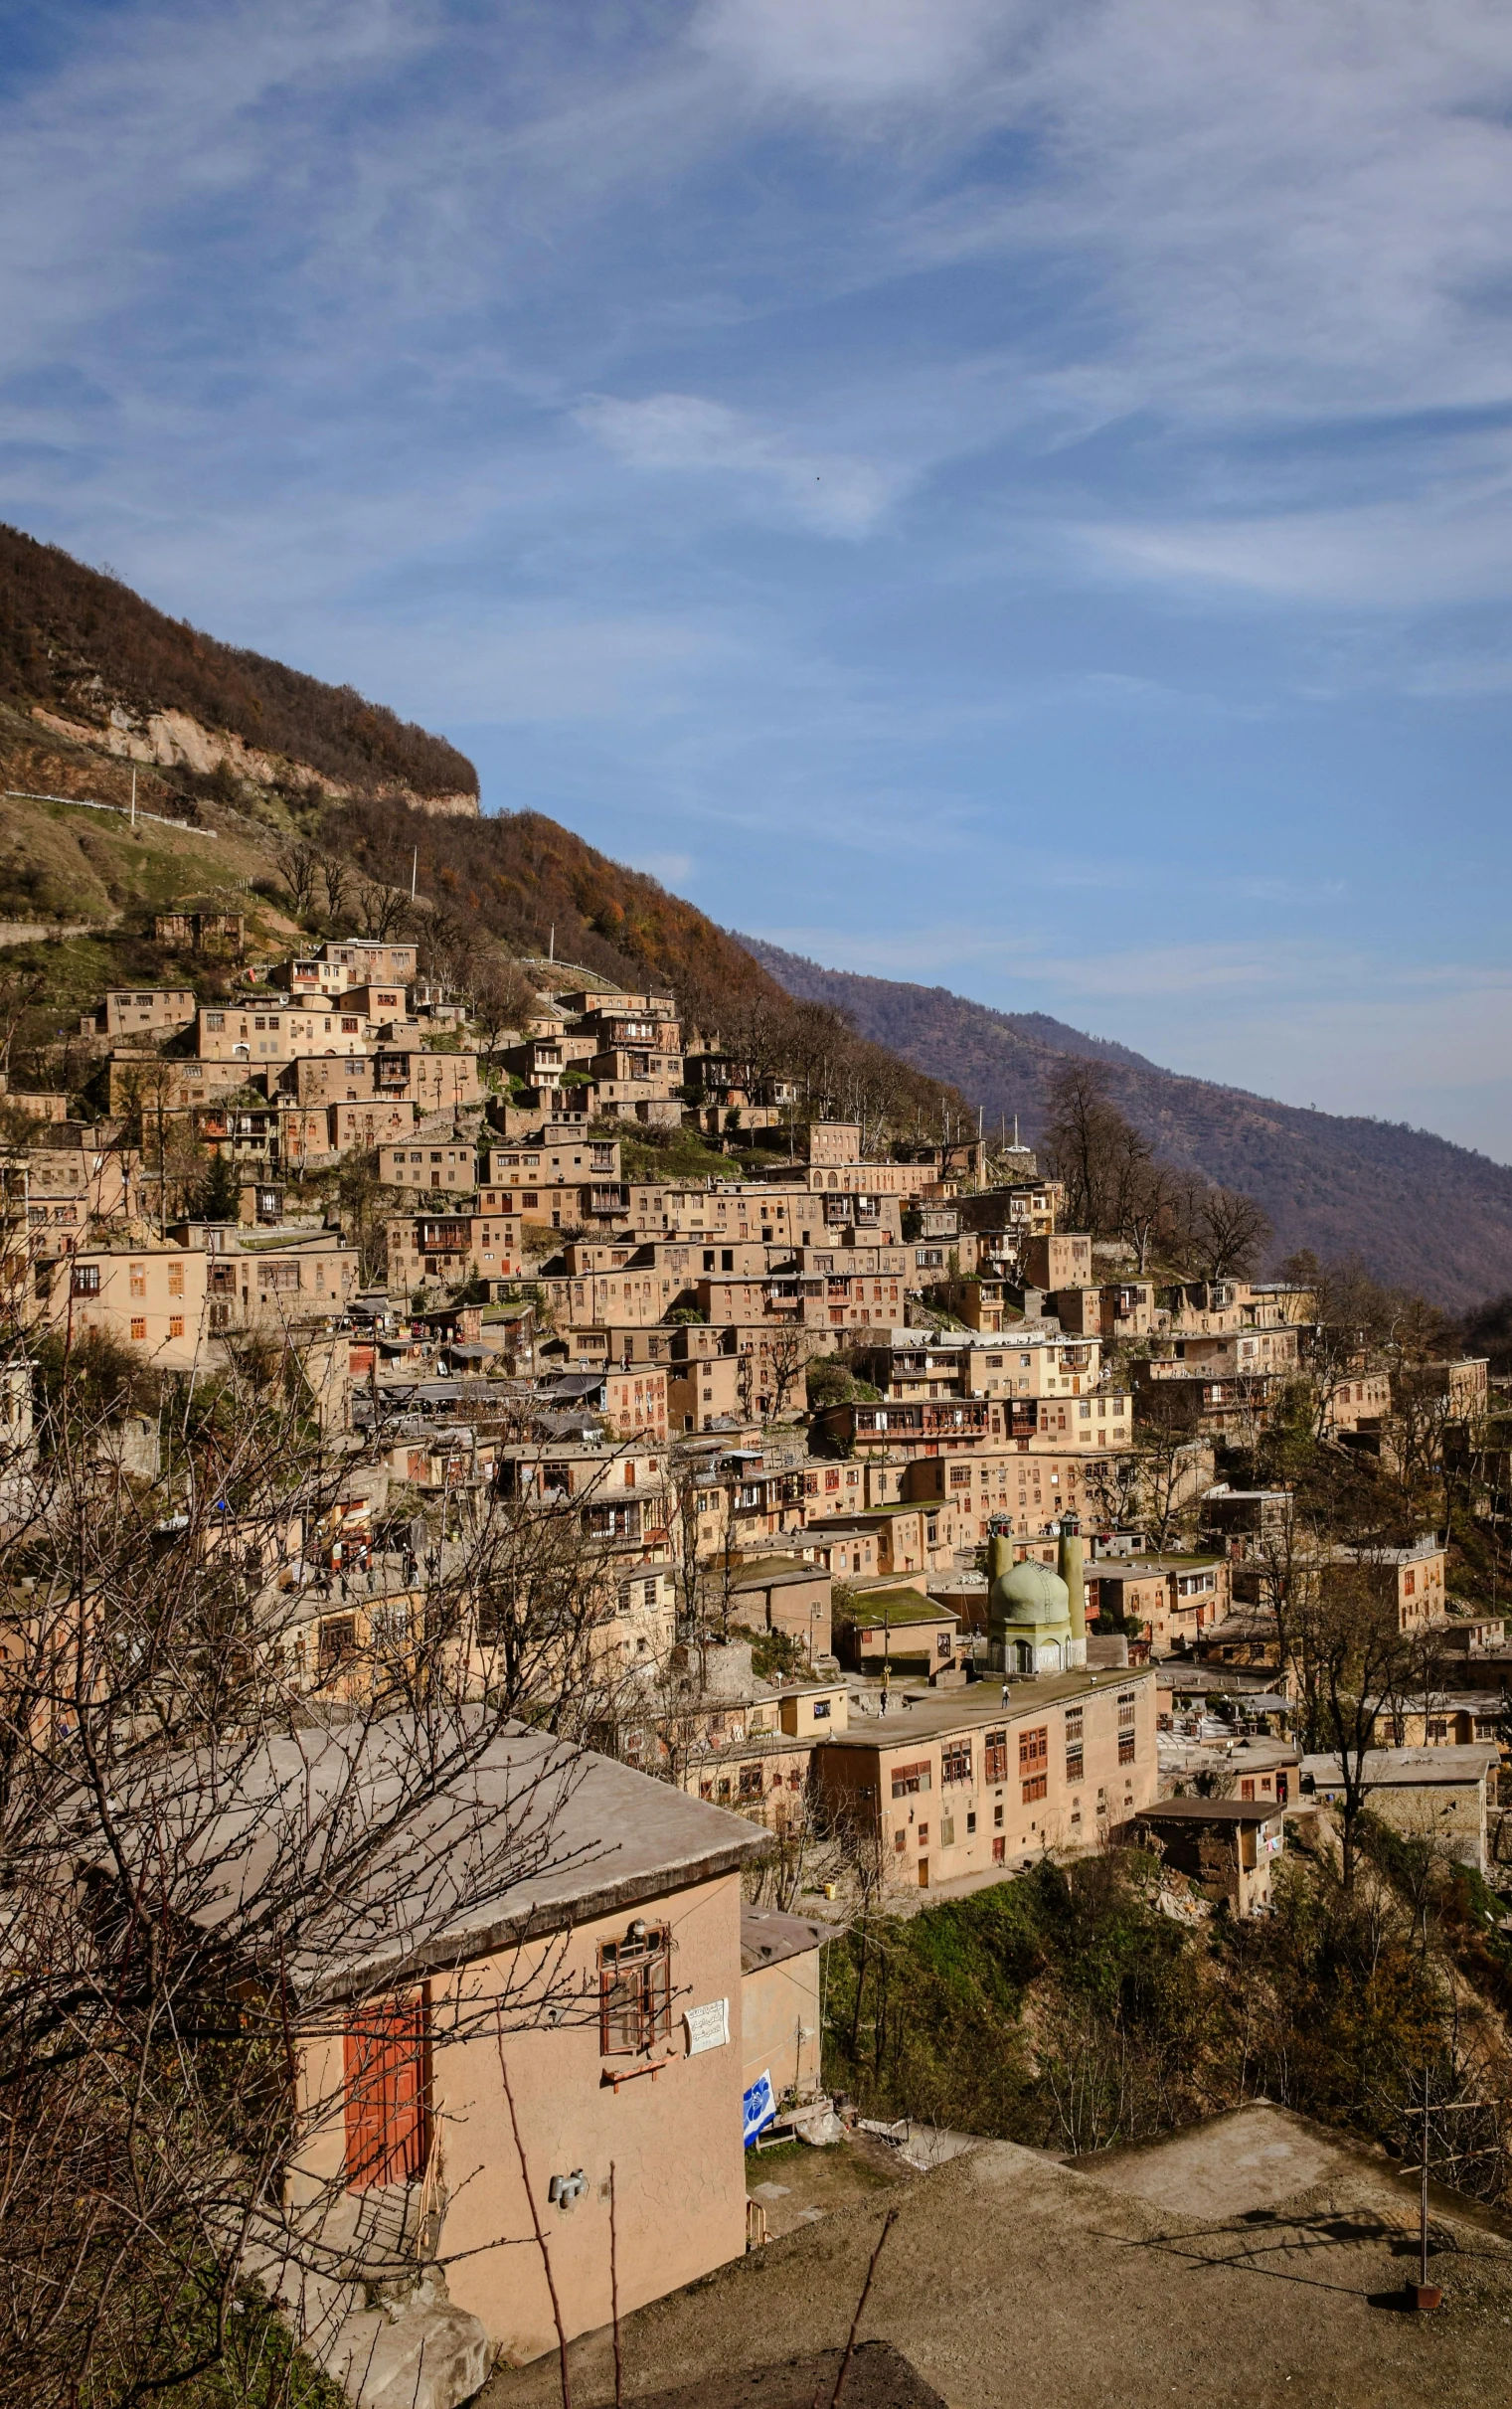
left=845, top=1587, right=951, bottom=1627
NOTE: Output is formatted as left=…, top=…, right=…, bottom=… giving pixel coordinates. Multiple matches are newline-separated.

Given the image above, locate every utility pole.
left=129, top=766, right=136, bottom=831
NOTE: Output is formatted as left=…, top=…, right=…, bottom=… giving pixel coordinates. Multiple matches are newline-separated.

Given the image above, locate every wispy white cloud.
left=577, top=392, right=907, bottom=536
left=1080, top=483, right=1512, bottom=608
left=691, top=0, right=1012, bottom=111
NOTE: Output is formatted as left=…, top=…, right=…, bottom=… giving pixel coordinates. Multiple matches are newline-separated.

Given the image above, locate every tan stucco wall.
left=816, top=1672, right=1160, bottom=1896
left=741, top=1948, right=824, bottom=2104
left=292, top=1867, right=749, bottom=2368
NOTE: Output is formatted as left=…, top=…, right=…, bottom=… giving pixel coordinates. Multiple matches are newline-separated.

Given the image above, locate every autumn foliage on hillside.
left=324, top=794, right=771, bottom=1016
left=0, top=524, right=476, bottom=799
left=321, top=793, right=971, bottom=1139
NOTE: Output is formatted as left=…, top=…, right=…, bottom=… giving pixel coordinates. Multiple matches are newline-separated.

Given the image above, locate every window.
left=941, top=1742, right=972, bottom=1785
left=129, top=1317, right=146, bottom=1342
left=168, top=1262, right=184, bottom=1296
left=598, top=1926, right=672, bottom=2056
left=1019, top=1725, right=1048, bottom=1773
left=129, top=1263, right=146, bottom=1297
left=168, top=1315, right=184, bottom=1339
left=371, top=1603, right=410, bottom=1646
left=1022, top=1773, right=1048, bottom=1803
left=318, top=1616, right=357, bottom=1672
left=891, top=1761, right=931, bottom=1798
left=1117, top=1691, right=1136, bottom=1729
left=205, top=1012, right=225, bottom=1032
left=1118, top=1733, right=1136, bottom=1766
left=984, top=1729, right=1008, bottom=1784
left=72, top=1263, right=99, bottom=1297
left=1066, top=1748, right=1084, bottom=1782
left=739, top=1765, right=763, bottom=1798
left=917, top=1823, right=928, bottom=1846
left=344, top=1995, right=427, bottom=2190
left=966, top=1809, right=976, bottom=1834
left=1065, top=1706, right=1084, bottom=1743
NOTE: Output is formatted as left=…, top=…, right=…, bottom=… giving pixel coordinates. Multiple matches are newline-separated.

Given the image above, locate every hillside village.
left=6, top=828, right=1512, bottom=2401
left=5, top=538, right=1512, bottom=2408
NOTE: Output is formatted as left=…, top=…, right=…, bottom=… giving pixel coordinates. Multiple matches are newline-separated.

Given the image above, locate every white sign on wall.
left=684, top=1997, right=730, bottom=2055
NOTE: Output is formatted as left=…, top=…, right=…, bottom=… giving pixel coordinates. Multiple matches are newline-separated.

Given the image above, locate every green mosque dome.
left=992, top=1557, right=1070, bottom=1632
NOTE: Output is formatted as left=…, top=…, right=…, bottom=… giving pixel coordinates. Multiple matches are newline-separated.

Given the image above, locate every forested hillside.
left=742, top=939, right=1512, bottom=1309
left=0, top=524, right=475, bottom=802
left=321, top=793, right=780, bottom=1026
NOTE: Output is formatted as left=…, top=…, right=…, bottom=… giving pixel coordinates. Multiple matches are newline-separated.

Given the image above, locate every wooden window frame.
left=598, top=1926, right=673, bottom=2058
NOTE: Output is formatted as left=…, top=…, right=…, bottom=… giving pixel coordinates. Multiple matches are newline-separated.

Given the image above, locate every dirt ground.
left=743, top=2129, right=911, bottom=2243
left=479, top=2105, right=1512, bottom=2409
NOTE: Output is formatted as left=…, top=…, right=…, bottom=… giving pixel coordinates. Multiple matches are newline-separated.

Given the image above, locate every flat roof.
left=1302, top=1747, right=1500, bottom=1786
left=740, top=1905, right=842, bottom=1976
left=846, top=1589, right=955, bottom=1628
left=1136, top=1799, right=1283, bottom=1824
left=730, top=1556, right=829, bottom=1590
left=1097, top=1557, right=1223, bottom=1576
left=819, top=1665, right=1152, bottom=1749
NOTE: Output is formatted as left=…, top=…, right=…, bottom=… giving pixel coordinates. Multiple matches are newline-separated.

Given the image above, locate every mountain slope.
left=0, top=524, right=476, bottom=808
left=0, top=529, right=968, bottom=1140
left=320, top=792, right=788, bottom=1024
left=741, top=939, right=1512, bottom=1310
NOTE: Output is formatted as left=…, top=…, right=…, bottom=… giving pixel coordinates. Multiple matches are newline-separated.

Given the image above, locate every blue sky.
left=4, top=1, right=1512, bottom=1157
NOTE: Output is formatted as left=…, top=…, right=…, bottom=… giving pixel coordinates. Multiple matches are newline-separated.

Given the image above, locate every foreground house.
left=219, top=1720, right=770, bottom=2381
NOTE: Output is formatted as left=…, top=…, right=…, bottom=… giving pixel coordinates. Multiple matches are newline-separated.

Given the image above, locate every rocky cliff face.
left=0, top=523, right=480, bottom=809
left=29, top=701, right=478, bottom=818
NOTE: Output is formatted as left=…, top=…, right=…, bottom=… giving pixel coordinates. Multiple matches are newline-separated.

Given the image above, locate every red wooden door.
left=344, top=1995, right=428, bottom=2190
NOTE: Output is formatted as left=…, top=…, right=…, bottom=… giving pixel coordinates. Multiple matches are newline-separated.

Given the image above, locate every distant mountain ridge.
left=739, top=937, right=1512, bottom=1311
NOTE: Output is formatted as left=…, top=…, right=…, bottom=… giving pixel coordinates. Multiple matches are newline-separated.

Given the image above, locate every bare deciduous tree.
left=0, top=1343, right=625, bottom=2405
left=1179, top=1183, right=1273, bottom=1282
left=319, top=851, right=354, bottom=928
left=356, top=877, right=413, bottom=940
left=274, top=838, right=322, bottom=922
left=467, top=955, right=542, bottom=1052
